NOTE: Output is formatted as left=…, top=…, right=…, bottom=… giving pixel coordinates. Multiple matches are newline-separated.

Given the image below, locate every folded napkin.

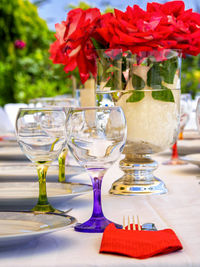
left=100, top=223, right=183, bottom=259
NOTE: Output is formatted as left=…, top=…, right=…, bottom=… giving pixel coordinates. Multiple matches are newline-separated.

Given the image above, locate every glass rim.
left=69, top=106, right=122, bottom=111
left=96, top=88, right=180, bottom=93
left=18, top=107, right=65, bottom=112
left=30, top=97, right=76, bottom=101
left=94, top=48, right=182, bottom=53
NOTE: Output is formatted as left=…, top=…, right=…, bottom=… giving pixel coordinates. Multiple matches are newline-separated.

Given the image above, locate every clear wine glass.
left=16, top=107, right=67, bottom=212
left=66, top=106, right=127, bottom=233
left=29, top=97, right=79, bottom=183
left=179, top=93, right=193, bottom=139
left=196, top=98, right=200, bottom=134
left=163, top=94, right=192, bottom=165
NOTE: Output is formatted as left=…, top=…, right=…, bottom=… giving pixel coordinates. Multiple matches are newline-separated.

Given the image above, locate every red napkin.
left=100, top=223, right=183, bottom=259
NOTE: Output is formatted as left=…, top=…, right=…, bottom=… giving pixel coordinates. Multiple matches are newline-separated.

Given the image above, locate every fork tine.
left=123, top=216, right=125, bottom=230
left=132, top=216, right=136, bottom=230
left=123, top=215, right=142, bottom=230
left=128, top=216, right=131, bottom=230
left=137, top=215, right=141, bottom=231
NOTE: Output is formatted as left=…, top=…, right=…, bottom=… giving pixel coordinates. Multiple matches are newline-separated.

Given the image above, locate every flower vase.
left=96, top=49, right=181, bottom=195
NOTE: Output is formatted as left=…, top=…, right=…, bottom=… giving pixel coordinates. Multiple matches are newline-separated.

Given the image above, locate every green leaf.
left=104, top=78, right=113, bottom=88
left=147, top=58, right=178, bottom=88
left=122, top=56, right=127, bottom=72
left=152, top=88, right=174, bottom=102
left=103, top=77, right=117, bottom=90
left=122, top=73, right=126, bottom=90
left=132, top=73, right=145, bottom=90
left=126, top=91, right=145, bottom=102
left=106, top=66, right=120, bottom=73
left=90, top=38, right=105, bottom=50
left=162, top=58, right=178, bottom=84
left=147, top=63, right=162, bottom=88
left=111, top=92, right=120, bottom=102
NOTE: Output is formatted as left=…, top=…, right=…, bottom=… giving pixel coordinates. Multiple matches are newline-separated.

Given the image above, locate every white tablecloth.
left=0, top=142, right=200, bottom=266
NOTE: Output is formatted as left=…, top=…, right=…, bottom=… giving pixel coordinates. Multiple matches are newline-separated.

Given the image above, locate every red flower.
left=147, top=1, right=200, bottom=55
left=14, top=40, right=26, bottom=49
left=50, top=1, right=200, bottom=83
left=97, top=4, right=173, bottom=54
left=50, top=8, right=101, bottom=83
left=96, top=1, right=200, bottom=56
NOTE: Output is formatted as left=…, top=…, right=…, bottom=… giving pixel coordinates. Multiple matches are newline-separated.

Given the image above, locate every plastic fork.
left=123, top=215, right=142, bottom=231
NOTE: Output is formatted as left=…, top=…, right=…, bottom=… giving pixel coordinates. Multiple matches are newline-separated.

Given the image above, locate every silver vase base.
left=109, top=177, right=168, bottom=195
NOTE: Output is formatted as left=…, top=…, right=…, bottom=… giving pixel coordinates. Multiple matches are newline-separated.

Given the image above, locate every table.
left=0, top=138, right=200, bottom=267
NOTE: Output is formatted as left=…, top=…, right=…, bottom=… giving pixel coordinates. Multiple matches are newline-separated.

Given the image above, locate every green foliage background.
left=0, top=0, right=73, bottom=106
left=181, top=55, right=200, bottom=99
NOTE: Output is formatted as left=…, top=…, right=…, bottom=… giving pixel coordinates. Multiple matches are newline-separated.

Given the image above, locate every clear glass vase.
left=96, top=49, right=181, bottom=195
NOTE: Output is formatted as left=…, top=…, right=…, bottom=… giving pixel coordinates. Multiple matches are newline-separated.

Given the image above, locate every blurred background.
left=0, top=0, right=200, bottom=106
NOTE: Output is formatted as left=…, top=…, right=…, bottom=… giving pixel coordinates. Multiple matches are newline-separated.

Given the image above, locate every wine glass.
left=196, top=97, right=200, bottom=134
left=66, top=106, right=127, bottom=232
left=29, top=97, right=79, bottom=183
left=16, top=107, right=67, bottom=212
left=179, top=93, right=193, bottom=139
left=163, top=94, right=192, bottom=165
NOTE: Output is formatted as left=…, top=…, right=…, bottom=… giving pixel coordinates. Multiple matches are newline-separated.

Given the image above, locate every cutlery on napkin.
left=100, top=223, right=183, bottom=259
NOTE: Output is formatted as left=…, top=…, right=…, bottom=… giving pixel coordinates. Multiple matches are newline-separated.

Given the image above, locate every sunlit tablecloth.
left=0, top=140, right=200, bottom=266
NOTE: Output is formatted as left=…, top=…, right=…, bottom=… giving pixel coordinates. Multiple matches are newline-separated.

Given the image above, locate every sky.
left=31, top=0, right=200, bottom=30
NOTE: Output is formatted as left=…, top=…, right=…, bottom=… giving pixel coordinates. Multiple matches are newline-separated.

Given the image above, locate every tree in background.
left=67, top=1, right=114, bottom=13
left=68, top=1, right=93, bottom=10
left=181, top=55, right=200, bottom=99
left=0, top=0, right=72, bottom=106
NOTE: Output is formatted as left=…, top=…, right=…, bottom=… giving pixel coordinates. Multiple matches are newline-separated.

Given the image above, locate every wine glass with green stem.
left=16, top=107, right=67, bottom=213
left=29, top=97, right=79, bottom=183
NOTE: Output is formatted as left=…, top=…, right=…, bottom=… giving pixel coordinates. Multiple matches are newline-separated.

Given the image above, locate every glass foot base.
left=163, top=158, right=187, bottom=165
left=74, top=216, right=122, bottom=233
left=31, top=203, right=60, bottom=213
left=109, top=177, right=167, bottom=195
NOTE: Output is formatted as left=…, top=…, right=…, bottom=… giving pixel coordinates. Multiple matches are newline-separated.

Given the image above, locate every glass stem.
left=37, top=165, right=49, bottom=205
left=58, top=149, right=67, bottom=183
left=90, top=169, right=106, bottom=218
left=172, top=142, right=179, bottom=160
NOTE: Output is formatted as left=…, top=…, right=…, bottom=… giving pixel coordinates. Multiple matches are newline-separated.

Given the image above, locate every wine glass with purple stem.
left=66, top=106, right=127, bottom=232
